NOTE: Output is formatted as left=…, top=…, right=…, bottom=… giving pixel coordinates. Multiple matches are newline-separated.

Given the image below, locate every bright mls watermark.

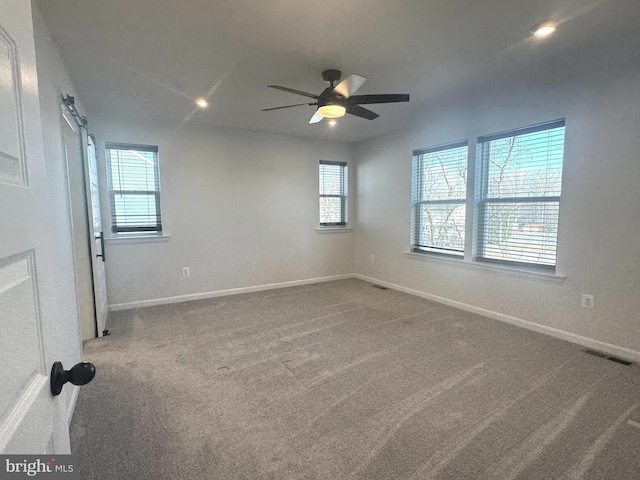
left=0, top=456, right=77, bottom=479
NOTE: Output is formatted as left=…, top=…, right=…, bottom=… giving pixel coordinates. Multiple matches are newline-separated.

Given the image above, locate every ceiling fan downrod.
left=321, top=69, right=342, bottom=88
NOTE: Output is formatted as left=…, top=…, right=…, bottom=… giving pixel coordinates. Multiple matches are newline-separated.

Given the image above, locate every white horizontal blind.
left=106, top=143, right=162, bottom=234
left=475, top=120, right=565, bottom=269
left=411, top=141, right=468, bottom=255
left=319, top=161, right=347, bottom=226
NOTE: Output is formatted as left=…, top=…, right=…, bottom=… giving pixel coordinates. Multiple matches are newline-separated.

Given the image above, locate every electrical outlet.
left=182, top=267, right=190, bottom=277
left=370, top=254, right=375, bottom=263
left=581, top=294, right=594, bottom=309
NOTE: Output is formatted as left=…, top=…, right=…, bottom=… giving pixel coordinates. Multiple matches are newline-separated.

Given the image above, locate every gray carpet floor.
left=71, top=279, right=640, bottom=479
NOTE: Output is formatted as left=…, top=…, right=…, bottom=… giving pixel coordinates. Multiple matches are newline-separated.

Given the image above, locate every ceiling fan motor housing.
left=318, top=87, right=344, bottom=108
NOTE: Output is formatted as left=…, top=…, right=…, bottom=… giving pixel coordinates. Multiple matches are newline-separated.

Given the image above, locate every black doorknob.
left=50, top=361, right=96, bottom=396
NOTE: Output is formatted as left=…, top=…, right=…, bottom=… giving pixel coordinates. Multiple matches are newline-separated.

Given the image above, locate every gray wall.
left=92, top=119, right=355, bottom=307
left=354, top=65, right=640, bottom=356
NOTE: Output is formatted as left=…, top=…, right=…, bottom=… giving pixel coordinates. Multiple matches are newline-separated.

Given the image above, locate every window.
left=475, top=120, right=565, bottom=269
left=319, top=161, right=348, bottom=226
left=411, top=141, right=468, bottom=256
left=105, top=143, right=162, bottom=235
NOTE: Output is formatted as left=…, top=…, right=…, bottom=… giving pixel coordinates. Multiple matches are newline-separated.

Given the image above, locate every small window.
left=475, top=119, right=565, bottom=269
left=105, top=143, right=162, bottom=235
left=411, top=141, right=468, bottom=256
left=319, top=161, right=348, bottom=226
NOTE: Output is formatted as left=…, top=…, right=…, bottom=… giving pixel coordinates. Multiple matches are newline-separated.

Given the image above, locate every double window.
left=411, top=119, right=566, bottom=270
left=319, top=160, right=348, bottom=226
left=105, top=143, right=162, bottom=235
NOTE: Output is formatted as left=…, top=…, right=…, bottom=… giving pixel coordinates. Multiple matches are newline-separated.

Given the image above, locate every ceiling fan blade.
left=346, top=94, right=410, bottom=105
left=333, top=74, right=367, bottom=98
left=309, top=111, right=324, bottom=124
left=267, top=85, right=319, bottom=99
left=346, top=104, right=379, bottom=121
left=261, top=103, right=315, bottom=111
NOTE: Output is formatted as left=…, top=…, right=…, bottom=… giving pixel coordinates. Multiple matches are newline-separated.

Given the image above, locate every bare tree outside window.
left=475, top=120, right=565, bottom=269
left=411, top=141, right=468, bottom=255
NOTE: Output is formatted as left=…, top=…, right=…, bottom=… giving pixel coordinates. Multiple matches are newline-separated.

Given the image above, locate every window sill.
left=315, top=227, right=353, bottom=234
left=105, top=234, right=171, bottom=244
left=404, top=251, right=565, bottom=283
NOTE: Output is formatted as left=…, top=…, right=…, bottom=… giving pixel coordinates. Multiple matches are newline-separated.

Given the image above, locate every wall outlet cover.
left=581, top=294, right=594, bottom=309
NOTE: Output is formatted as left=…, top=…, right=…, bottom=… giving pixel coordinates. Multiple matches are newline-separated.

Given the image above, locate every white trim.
left=108, top=271, right=640, bottom=363
left=354, top=274, right=640, bottom=363
left=66, top=386, right=80, bottom=427
left=404, top=251, right=566, bottom=283
left=315, top=227, right=353, bottom=234
left=105, top=234, right=170, bottom=244
left=108, top=274, right=354, bottom=311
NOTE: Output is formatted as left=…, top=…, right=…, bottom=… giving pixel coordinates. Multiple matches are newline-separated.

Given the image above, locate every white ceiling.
left=36, top=0, right=640, bottom=143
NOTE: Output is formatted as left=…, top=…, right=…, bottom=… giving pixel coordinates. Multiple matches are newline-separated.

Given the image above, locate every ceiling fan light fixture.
left=195, top=98, right=209, bottom=108
left=532, top=21, right=557, bottom=38
left=317, top=104, right=346, bottom=118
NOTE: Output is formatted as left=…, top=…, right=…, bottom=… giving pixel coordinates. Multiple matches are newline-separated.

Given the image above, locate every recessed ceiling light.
left=532, top=21, right=557, bottom=38
left=195, top=98, right=208, bottom=108
left=328, top=120, right=337, bottom=126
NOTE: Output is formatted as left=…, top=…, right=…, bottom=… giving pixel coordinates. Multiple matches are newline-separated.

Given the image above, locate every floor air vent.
left=583, top=349, right=633, bottom=366
left=371, top=285, right=388, bottom=290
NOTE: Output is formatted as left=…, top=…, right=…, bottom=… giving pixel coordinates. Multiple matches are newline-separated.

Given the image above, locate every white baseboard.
left=354, top=274, right=640, bottom=363
left=107, top=272, right=640, bottom=363
left=108, top=274, right=354, bottom=311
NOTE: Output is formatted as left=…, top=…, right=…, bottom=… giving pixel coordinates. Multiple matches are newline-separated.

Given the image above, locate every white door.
left=61, top=112, right=96, bottom=341
left=61, top=110, right=108, bottom=340
left=0, top=0, right=81, bottom=454
left=86, top=134, right=108, bottom=336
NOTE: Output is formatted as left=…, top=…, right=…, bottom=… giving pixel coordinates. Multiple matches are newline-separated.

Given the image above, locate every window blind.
left=106, top=143, right=162, bottom=234
left=411, top=141, right=468, bottom=255
left=475, top=120, right=565, bottom=269
left=319, top=161, right=347, bottom=226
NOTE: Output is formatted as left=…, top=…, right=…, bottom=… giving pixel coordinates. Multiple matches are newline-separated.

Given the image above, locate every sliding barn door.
left=86, top=134, right=108, bottom=335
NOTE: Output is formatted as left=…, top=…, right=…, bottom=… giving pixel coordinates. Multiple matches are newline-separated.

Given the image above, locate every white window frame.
left=319, top=160, right=348, bottom=227
left=474, top=119, right=565, bottom=270
left=411, top=140, right=468, bottom=257
left=105, top=142, right=162, bottom=236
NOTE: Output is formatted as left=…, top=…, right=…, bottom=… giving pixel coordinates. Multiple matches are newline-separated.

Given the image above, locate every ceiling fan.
left=262, top=69, right=409, bottom=124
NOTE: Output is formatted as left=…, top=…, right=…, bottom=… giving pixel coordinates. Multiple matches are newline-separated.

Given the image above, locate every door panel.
left=62, top=113, right=96, bottom=341
left=0, top=252, right=43, bottom=420
left=0, top=377, right=52, bottom=454
left=0, top=20, right=26, bottom=184
left=0, top=0, right=77, bottom=454
left=62, top=110, right=109, bottom=340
